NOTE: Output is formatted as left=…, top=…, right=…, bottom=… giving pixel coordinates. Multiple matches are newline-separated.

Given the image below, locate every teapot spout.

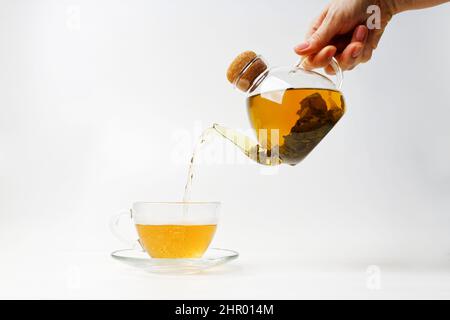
left=212, top=123, right=282, bottom=166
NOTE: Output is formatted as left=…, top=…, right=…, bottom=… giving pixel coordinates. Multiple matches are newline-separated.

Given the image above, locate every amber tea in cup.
left=136, top=224, right=217, bottom=258
left=111, top=202, right=220, bottom=259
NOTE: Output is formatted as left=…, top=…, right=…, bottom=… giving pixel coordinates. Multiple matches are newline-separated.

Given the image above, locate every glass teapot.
left=214, top=51, right=346, bottom=166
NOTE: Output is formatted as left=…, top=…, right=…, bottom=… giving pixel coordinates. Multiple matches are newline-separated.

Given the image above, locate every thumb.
left=295, top=17, right=336, bottom=56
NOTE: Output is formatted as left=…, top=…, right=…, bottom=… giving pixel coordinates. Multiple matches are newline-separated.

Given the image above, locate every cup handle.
left=109, top=210, right=142, bottom=250
left=297, top=56, right=343, bottom=90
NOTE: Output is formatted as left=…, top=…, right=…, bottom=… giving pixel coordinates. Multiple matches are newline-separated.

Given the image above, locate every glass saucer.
left=111, top=248, right=239, bottom=274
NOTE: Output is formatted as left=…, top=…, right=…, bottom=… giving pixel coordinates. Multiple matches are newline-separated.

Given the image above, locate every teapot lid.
left=227, top=51, right=343, bottom=94
left=226, top=51, right=268, bottom=92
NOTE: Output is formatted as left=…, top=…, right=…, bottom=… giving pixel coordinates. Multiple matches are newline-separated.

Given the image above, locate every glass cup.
left=110, top=202, right=220, bottom=259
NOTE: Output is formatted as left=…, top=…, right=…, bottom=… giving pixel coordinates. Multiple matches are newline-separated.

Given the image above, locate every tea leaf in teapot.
left=279, top=91, right=344, bottom=165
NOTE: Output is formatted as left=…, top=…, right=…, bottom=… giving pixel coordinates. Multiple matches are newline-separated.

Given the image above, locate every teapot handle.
left=297, top=57, right=343, bottom=90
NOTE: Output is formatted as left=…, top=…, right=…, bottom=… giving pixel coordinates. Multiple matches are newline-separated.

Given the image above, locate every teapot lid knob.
left=227, top=51, right=268, bottom=92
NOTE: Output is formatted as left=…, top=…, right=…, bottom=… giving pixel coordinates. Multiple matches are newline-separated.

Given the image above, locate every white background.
left=0, top=0, right=449, bottom=299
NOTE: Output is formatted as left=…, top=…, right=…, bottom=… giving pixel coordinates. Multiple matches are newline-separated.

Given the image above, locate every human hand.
left=294, top=0, right=396, bottom=73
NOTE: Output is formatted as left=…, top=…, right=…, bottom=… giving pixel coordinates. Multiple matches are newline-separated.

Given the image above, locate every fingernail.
left=352, top=47, right=363, bottom=58
left=295, top=41, right=310, bottom=52
left=355, top=26, right=367, bottom=42
left=327, top=50, right=335, bottom=59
